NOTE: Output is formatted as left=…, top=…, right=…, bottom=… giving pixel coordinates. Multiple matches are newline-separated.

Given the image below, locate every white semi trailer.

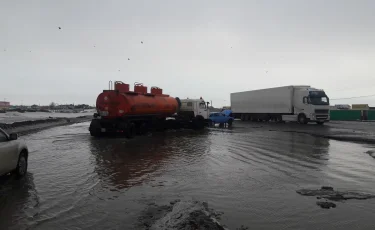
left=231, top=85, right=330, bottom=124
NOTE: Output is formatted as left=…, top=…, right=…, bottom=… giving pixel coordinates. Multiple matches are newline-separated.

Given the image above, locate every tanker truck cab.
left=178, top=98, right=210, bottom=122
left=290, top=87, right=330, bottom=124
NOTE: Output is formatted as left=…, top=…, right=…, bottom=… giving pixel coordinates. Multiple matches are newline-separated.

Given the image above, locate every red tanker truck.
left=89, top=81, right=211, bottom=137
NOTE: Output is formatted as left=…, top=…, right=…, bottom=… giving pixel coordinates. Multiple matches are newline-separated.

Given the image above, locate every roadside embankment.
left=0, top=116, right=92, bottom=135
left=237, top=121, right=375, bottom=144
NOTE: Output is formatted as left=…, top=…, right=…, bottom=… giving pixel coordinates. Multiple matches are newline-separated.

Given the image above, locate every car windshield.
left=0, top=130, right=8, bottom=142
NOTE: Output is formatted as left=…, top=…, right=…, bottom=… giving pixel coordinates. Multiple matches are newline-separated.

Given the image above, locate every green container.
left=368, top=110, right=375, bottom=120
left=330, top=110, right=361, bottom=121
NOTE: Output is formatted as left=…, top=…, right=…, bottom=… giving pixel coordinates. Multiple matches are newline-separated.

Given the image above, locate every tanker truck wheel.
left=138, top=122, right=147, bottom=135
left=125, top=122, right=136, bottom=138
left=89, top=120, right=102, bottom=137
left=192, top=116, right=205, bottom=130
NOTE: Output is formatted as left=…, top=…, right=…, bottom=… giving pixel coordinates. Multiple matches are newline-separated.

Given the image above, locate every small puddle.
left=297, top=186, right=375, bottom=209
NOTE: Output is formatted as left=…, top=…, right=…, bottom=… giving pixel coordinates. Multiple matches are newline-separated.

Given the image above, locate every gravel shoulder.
left=236, top=120, right=375, bottom=144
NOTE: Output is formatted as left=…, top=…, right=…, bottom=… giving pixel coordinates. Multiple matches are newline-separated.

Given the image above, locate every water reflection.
left=2, top=122, right=375, bottom=230
left=88, top=131, right=211, bottom=190
left=0, top=173, right=38, bottom=229
left=286, top=132, right=330, bottom=160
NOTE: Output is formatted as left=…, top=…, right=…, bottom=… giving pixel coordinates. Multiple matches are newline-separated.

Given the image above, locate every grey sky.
left=1, top=0, right=374, bottom=107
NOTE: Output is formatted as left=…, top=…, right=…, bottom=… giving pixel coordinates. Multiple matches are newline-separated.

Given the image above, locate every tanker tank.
left=95, top=82, right=179, bottom=118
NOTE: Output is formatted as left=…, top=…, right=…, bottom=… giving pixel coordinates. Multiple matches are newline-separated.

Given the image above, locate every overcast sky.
left=1, top=0, right=374, bottom=107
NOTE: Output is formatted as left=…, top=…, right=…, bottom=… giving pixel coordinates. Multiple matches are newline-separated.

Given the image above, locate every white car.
left=0, top=128, right=28, bottom=177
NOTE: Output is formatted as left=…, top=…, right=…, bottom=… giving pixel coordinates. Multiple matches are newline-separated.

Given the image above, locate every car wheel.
left=16, top=152, right=28, bottom=177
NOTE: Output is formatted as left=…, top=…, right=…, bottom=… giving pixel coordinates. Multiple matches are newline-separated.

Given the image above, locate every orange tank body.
left=96, top=91, right=178, bottom=118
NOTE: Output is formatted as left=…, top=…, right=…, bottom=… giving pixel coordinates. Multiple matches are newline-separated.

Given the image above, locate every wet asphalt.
left=1, top=121, right=375, bottom=230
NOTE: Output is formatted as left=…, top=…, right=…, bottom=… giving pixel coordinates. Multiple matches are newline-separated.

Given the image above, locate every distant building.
left=334, top=104, right=351, bottom=110
left=0, top=101, right=10, bottom=109
left=352, top=104, right=369, bottom=110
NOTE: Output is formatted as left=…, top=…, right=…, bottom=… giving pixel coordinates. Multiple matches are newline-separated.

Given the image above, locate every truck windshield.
left=199, top=102, right=206, bottom=109
left=308, top=91, right=329, bottom=105
left=309, top=96, right=329, bottom=105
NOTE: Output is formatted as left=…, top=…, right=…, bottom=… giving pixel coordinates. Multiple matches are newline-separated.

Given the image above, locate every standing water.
left=1, top=121, right=375, bottom=229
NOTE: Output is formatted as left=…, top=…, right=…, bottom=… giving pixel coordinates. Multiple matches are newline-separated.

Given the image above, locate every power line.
left=329, top=86, right=375, bottom=92
left=331, top=94, right=375, bottom=100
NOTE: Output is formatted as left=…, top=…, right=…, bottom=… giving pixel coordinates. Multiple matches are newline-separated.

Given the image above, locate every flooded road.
left=0, top=111, right=95, bottom=124
left=1, top=121, right=375, bottom=229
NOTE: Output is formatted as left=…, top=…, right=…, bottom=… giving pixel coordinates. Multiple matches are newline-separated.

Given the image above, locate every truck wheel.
left=16, top=152, right=28, bottom=177
left=316, top=121, right=324, bottom=125
left=298, top=114, right=308, bottom=124
left=245, top=114, right=250, bottom=121
left=228, top=119, right=233, bottom=127
left=126, top=123, right=136, bottom=138
left=192, top=117, right=204, bottom=130
left=89, top=120, right=102, bottom=137
left=139, top=122, right=147, bottom=134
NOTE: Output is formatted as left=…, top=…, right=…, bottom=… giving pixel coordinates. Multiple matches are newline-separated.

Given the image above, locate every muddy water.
left=0, top=111, right=95, bottom=124
left=1, top=121, right=375, bottom=229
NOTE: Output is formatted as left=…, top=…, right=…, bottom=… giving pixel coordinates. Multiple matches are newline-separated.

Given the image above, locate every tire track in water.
left=208, top=130, right=329, bottom=185
left=18, top=124, right=104, bottom=229
left=319, top=140, right=375, bottom=191
left=232, top=137, right=323, bottom=171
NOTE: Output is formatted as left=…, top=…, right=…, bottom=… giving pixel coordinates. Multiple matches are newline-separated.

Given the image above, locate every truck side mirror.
left=303, top=97, right=308, bottom=104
